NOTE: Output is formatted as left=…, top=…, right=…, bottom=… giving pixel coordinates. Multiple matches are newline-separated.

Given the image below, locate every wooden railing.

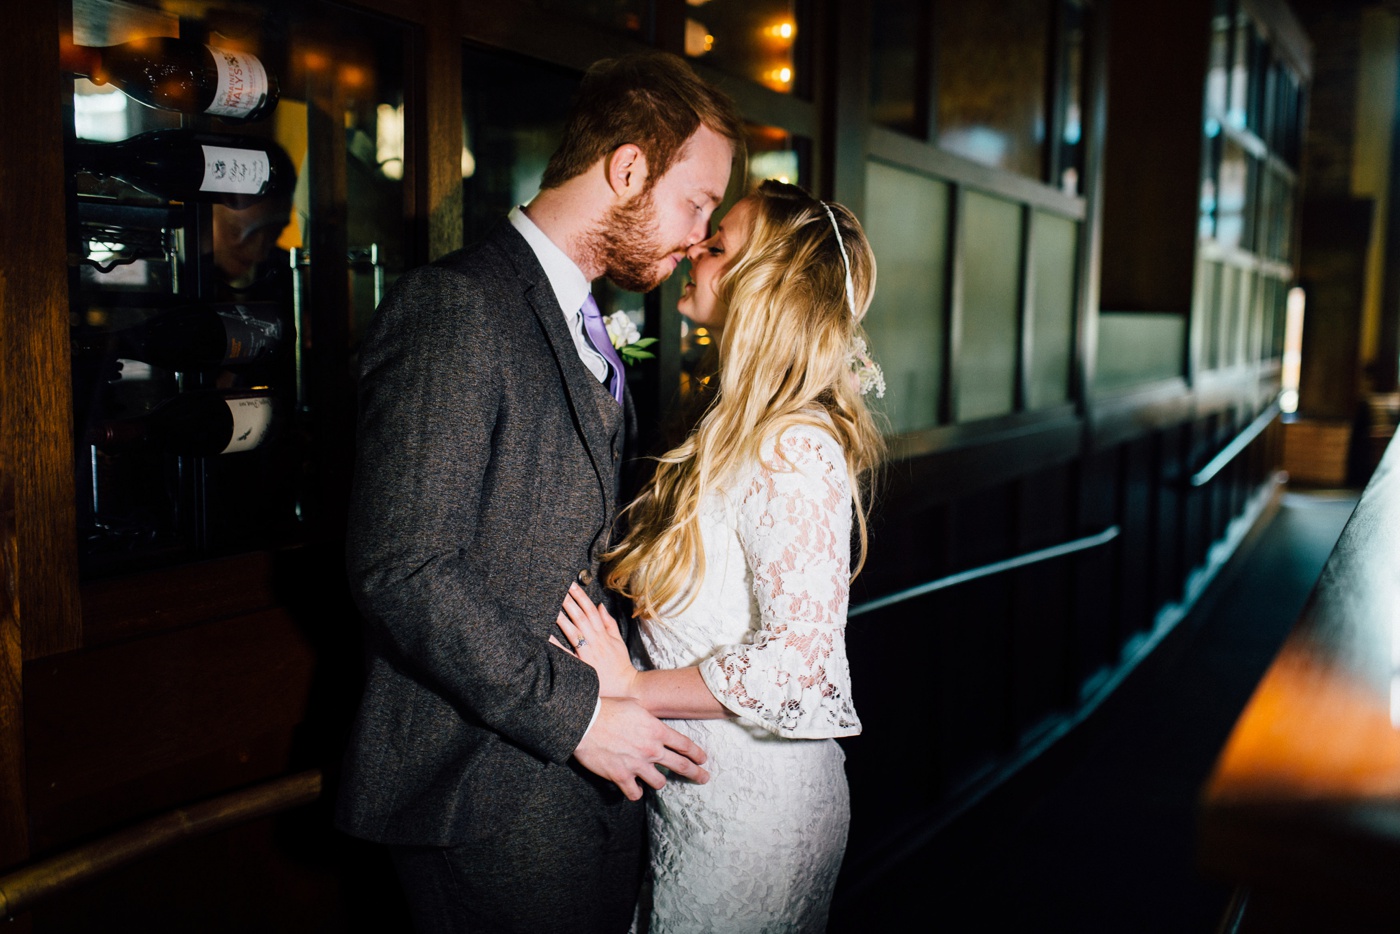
left=0, top=769, right=322, bottom=920
left=1199, top=435, right=1400, bottom=928
left=849, top=526, right=1120, bottom=618
left=1190, top=403, right=1281, bottom=488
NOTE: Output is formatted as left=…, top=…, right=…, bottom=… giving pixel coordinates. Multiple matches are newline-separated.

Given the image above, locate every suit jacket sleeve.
left=346, top=259, right=599, bottom=766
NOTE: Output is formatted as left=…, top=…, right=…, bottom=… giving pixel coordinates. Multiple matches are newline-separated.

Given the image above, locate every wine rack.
left=66, top=9, right=294, bottom=576
left=62, top=0, right=411, bottom=578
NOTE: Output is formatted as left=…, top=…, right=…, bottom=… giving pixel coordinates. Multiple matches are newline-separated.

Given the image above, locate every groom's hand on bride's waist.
left=573, top=697, right=710, bottom=801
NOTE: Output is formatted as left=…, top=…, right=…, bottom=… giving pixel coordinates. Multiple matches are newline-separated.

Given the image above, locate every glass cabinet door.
left=64, top=0, right=412, bottom=577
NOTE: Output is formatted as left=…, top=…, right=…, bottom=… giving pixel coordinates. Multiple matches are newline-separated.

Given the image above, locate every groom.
left=340, top=52, right=744, bottom=933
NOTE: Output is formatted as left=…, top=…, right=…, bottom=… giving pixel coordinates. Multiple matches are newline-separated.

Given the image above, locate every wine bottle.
left=89, top=391, right=278, bottom=456
left=69, top=130, right=287, bottom=208
left=64, top=37, right=278, bottom=122
left=74, top=303, right=285, bottom=370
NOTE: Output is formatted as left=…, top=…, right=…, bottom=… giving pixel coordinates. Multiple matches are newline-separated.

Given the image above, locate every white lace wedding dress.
left=638, top=423, right=861, bottom=934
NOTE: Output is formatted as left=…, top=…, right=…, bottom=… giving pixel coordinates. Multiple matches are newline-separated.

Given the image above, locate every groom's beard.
left=589, top=188, right=678, bottom=294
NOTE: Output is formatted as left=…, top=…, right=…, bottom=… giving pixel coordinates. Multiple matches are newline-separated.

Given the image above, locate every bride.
left=554, top=180, right=885, bottom=933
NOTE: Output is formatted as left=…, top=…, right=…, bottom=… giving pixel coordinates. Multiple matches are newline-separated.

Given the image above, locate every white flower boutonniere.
left=605, top=311, right=658, bottom=364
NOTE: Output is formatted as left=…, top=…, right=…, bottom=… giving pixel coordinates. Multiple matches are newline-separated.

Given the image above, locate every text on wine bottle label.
left=206, top=46, right=269, bottom=118
left=200, top=145, right=271, bottom=195
left=223, top=396, right=275, bottom=453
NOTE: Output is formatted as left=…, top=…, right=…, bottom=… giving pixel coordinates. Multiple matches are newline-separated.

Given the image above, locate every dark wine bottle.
left=73, top=303, right=285, bottom=370
left=64, top=37, right=278, bottom=122
left=69, top=130, right=287, bottom=208
left=89, top=391, right=278, bottom=455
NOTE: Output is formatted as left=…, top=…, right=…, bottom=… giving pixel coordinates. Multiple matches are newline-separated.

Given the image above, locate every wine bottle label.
left=200, top=145, right=271, bottom=195
left=206, top=46, right=269, bottom=118
left=218, top=305, right=283, bottom=362
left=222, top=396, right=274, bottom=453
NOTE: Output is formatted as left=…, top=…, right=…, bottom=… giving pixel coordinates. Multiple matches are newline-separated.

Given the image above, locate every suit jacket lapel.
left=493, top=224, right=615, bottom=521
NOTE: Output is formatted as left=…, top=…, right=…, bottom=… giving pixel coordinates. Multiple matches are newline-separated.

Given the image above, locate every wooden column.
left=0, top=0, right=82, bottom=872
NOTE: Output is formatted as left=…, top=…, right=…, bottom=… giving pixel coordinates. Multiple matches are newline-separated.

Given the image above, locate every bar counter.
left=1200, top=436, right=1400, bottom=930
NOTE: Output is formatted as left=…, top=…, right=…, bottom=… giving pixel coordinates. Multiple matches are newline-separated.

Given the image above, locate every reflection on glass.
left=1230, top=267, right=1252, bottom=367
left=462, top=48, right=576, bottom=244
left=1199, top=126, right=1220, bottom=240
left=745, top=124, right=803, bottom=189
left=460, top=49, right=644, bottom=331
left=1228, top=10, right=1254, bottom=130
left=535, top=0, right=652, bottom=39
left=870, top=0, right=926, bottom=135
left=685, top=0, right=799, bottom=95
left=1028, top=211, right=1076, bottom=409
left=1206, top=3, right=1230, bottom=118
left=1056, top=2, right=1084, bottom=195
left=958, top=191, right=1021, bottom=422
left=1215, top=138, right=1249, bottom=249
left=934, top=0, right=1050, bottom=179
left=1197, top=258, right=1221, bottom=370
left=1217, top=264, right=1240, bottom=369
left=863, top=161, right=949, bottom=434
left=65, top=0, right=410, bottom=574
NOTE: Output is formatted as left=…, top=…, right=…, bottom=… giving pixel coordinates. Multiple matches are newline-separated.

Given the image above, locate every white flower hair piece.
left=604, top=310, right=658, bottom=364
left=822, top=202, right=885, bottom=399
left=849, top=336, right=886, bottom=399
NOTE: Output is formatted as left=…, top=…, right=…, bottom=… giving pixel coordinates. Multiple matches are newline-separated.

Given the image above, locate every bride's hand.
left=553, top=582, right=641, bottom=700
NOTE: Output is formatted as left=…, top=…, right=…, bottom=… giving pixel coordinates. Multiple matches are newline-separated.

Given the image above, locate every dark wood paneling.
left=1099, top=0, right=1211, bottom=313
left=1118, top=436, right=1156, bottom=640
left=24, top=609, right=317, bottom=852
left=1010, top=555, right=1072, bottom=740
left=1297, top=198, right=1372, bottom=421
left=884, top=411, right=1083, bottom=515
left=935, top=577, right=1013, bottom=795
left=416, top=3, right=465, bottom=261
left=1088, top=378, right=1196, bottom=448
left=81, top=553, right=280, bottom=648
left=1071, top=447, right=1121, bottom=690
left=1154, top=425, right=1187, bottom=609
left=1009, top=466, right=1075, bottom=737
left=0, top=470, right=25, bottom=872
left=1, top=0, right=81, bottom=662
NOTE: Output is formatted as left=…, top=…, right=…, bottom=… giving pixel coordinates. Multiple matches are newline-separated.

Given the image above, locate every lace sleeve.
left=698, top=425, right=862, bottom=739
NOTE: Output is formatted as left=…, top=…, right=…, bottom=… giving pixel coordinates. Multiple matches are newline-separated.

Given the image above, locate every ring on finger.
left=576, top=638, right=588, bottom=648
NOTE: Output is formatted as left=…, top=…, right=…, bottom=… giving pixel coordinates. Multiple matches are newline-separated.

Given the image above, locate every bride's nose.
left=686, top=240, right=707, bottom=260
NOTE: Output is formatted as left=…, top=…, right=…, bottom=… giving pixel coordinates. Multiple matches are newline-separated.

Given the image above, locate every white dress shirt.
left=509, top=205, right=610, bottom=383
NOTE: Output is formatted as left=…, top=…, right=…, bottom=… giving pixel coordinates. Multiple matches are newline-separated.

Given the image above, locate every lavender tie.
left=580, top=293, right=625, bottom=404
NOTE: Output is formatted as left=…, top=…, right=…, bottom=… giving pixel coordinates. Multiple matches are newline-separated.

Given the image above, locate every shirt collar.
left=509, top=205, right=591, bottom=317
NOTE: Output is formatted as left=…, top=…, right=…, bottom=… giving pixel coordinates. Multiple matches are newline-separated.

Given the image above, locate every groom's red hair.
left=540, top=51, right=744, bottom=192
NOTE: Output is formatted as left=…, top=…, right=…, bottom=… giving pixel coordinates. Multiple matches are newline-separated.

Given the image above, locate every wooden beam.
left=0, top=0, right=81, bottom=665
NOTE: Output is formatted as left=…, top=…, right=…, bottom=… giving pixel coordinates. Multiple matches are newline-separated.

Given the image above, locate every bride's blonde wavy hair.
left=606, top=180, right=885, bottom=620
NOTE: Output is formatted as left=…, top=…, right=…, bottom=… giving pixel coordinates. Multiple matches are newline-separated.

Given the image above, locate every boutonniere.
left=850, top=336, right=886, bottom=398
left=605, top=311, right=658, bottom=364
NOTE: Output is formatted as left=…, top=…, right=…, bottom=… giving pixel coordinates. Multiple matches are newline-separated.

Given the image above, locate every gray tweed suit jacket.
left=339, top=221, right=636, bottom=847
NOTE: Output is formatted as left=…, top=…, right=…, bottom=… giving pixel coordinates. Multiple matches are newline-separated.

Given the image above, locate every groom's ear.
left=606, top=144, right=650, bottom=200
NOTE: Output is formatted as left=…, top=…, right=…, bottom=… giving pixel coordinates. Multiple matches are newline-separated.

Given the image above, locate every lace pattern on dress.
left=697, top=425, right=862, bottom=739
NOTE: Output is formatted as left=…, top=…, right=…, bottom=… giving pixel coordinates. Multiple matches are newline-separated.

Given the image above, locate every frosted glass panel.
left=1216, top=264, right=1239, bottom=370
left=957, top=191, right=1021, bottom=422
left=1096, top=313, right=1186, bottom=389
left=863, top=161, right=949, bottom=434
left=1028, top=211, right=1077, bottom=409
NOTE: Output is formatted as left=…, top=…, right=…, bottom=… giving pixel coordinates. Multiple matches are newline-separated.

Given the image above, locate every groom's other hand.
left=574, top=697, right=710, bottom=800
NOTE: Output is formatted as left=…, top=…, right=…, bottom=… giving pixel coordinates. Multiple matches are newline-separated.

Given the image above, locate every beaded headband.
left=820, top=202, right=857, bottom=317
left=819, top=201, right=886, bottom=398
